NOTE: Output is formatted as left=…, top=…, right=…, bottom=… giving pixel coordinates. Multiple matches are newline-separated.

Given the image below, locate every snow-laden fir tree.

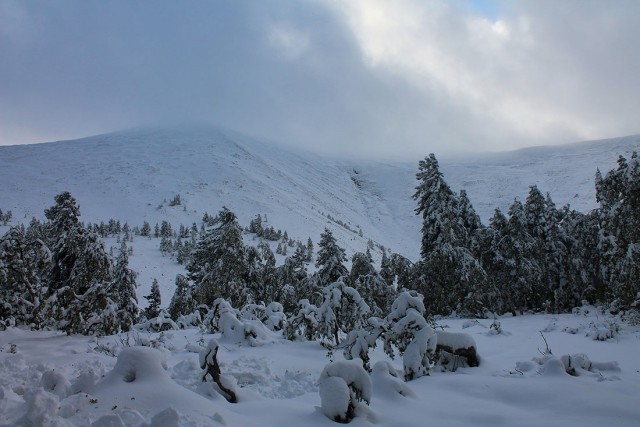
left=0, top=226, right=50, bottom=328
left=316, top=280, right=370, bottom=346
left=542, top=193, right=568, bottom=312
left=168, top=274, right=196, bottom=320
left=44, top=192, right=115, bottom=334
left=559, top=208, right=600, bottom=308
left=277, top=247, right=314, bottom=311
left=413, top=154, right=486, bottom=316
left=144, top=279, right=161, bottom=320
left=487, top=201, right=541, bottom=315
left=188, top=207, right=248, bottom=307
left=349, top=251, right=395, bottom=317
left=596, top=152, right=640, bottom=309
left=284, top=299, right=319, bottom=341
left=315, top=228, right=348, bottom=285
left=112, top=241, right=138, bottom=331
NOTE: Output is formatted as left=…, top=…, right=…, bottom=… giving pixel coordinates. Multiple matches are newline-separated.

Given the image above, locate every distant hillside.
left=1, top=126, right=638, bottom=260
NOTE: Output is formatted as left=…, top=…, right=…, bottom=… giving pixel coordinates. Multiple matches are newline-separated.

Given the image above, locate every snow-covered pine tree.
left=542, top=194, right=568, bottom=312
left=458, top=189, right=483, bottom=253
left=144, top=279, right=161, bottom=320
left=596, top=152, right=640, bottom=308
left=187, top=207, right=248, bottom=308
left=413, top=154, right=486, bottom=316
left=316, top=281, right=370, bottom=346
left=277, top=249, right=315, bottom=312
left=383, top=290, right=437, bottom=381
left=168, top=274, right=196, bottom=320
left=112, top=241, right=138, bottom=331
left=0, top=226, right=50, bottom=328
left=524, top=185, right=550, bottom=309
left=379, top=250, right=394, bottom=287
left=315, top=228, right=348, bottom=285
left=349, top=251, right=395, bottom=317
left=560, top=208, right=600, bottom=307
left=44, top=192, right=115, bottom=334
left=284, top=299, right=319, bottom=341
left=502, top=200, right=542, bottom=314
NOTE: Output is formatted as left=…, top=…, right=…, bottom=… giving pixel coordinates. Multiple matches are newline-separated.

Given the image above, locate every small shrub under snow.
left=319, top=360, right=371, bottom=423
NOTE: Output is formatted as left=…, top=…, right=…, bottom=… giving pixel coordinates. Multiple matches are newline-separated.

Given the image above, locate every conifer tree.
left=188, top=207, right=248, bottom=307
left=349, top=251, right=394, bottom=316
left=168, top=274, right=196, bottom=320
left=144, top=279, right=161, bottom=319
left=413, top=154, right=486, bottom=316
left=0, top=227, right=50, bottom=327
left=44, top=192, right=114, bottom=334
left=596, top=152, right=640, bottom=307
left=315, top=228, right=348, bottom=285
left=112, top=241, right=138, bottom=331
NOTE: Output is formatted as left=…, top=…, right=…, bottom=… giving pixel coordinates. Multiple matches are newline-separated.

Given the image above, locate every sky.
left=1, top=0, right=639, bottom=159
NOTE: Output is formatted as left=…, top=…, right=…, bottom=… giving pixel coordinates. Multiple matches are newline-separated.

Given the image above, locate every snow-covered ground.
left=1, top=309, right=638, bottom=426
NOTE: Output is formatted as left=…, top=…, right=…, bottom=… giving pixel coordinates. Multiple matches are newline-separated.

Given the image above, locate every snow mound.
left=319, top=376, right=351, bottom=422
left=108, top=347, right=169, bottom=383
left=319, top=360, right=372, bottom=423
left=371, top=361, right=415, bottom=399
left=91, top=346, right=228, bottom=424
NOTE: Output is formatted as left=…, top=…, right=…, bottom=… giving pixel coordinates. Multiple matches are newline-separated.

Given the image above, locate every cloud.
left=0, top=0, right=638, bottom=159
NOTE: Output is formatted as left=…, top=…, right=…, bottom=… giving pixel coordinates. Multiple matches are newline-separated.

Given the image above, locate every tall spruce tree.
left=187, top=207, right=248, bottom=307
left=596, top=153, right=640, bottom=307
left=0, top=226, right=50, bottom=327
left=315, top=228, right=348, bottom=285
left=413, top=154, right=486, bottom=316
left=44, top=192, right=115, bottom=334
left=168, top=274, right=196, bottom=320
left=144, top=279, right=161, bottom=319
left=112, top=241, right=138, bottom=331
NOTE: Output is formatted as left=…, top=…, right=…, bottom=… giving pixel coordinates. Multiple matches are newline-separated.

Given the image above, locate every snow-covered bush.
left=202, top=298, right=239, bottom=333
left=316, top=281, right=370, bottom=346
left=240, top=303, right=267, bottom=322
left=176, top=310, right=202, bottom=329
left=200, top=339, right=238, bottom=403
left=401, top=325, right=437, bottom=380
left=342, top=317, right=386, bottom=372
left=265, top=301, right=286, bottom=331
left=285, top=299, right=319, bottom=341
left=383, top=291, right=437, bottom=380
left=560, top=353, right=620, bottom=376
left=135, top=310, right=178, bottom=332
left=218, top=310, right=273, bottom=346
left=319, top=360, right=371, bottom=423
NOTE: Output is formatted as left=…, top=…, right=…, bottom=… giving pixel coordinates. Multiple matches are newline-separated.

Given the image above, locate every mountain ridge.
left=2, top=126, right=639, bottom=260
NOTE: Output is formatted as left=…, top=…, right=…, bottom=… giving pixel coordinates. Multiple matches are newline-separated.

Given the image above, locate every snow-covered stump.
left=319, top=360, right=371, bottom=423
left=200, top=339, right=238, bottom=403
left=435, top=330, right=479, bottom=369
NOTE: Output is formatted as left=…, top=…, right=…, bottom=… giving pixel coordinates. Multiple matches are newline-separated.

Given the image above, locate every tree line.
left=1, top=151, right=638, bottom=337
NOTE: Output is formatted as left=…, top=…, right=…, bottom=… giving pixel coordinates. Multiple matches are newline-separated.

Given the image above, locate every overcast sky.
left=1, top=0, right=639, bottom=159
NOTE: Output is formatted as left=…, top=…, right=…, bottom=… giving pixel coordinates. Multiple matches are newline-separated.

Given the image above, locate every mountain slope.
left=1, top=126, right=639, bottom=261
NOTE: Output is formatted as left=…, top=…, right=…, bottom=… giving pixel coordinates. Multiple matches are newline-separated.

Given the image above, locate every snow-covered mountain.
left=1, top=125, right=639, bottom=260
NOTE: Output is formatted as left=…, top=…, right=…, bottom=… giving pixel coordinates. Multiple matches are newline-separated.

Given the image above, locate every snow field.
left=1, top=309, right=638, bottom=426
